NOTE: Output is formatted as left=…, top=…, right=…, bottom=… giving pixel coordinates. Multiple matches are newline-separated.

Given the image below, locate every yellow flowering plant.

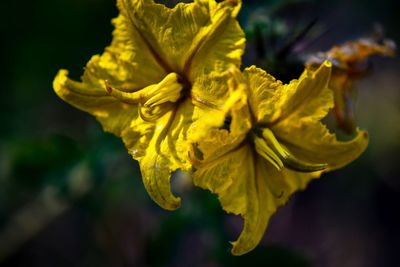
left=53, top=0, right=369, bottom=256
left=188, top=62, right=368, bottom=255
left=54, top=0, right=245, bottom=210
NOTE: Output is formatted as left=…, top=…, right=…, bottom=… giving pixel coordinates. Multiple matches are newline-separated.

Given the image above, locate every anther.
left=261, top=128, right=328, bottom=172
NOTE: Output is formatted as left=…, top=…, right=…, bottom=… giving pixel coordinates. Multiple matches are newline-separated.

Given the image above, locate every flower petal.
left=193, top=144, right=321, bottom=255
left=244, top=62, right=333, bottom=124
left=262, top=62, right=369, bottom=171
left=243, top=65, right=283, bottom=123
left=53, top=70, right=138, bottom=136
left=92, top=9, right=168, bottom=90
left=271, top=61, right=333, bottom=124
left=230, top=156, right=321, bottom=255
left=189, top=71, right=251, bottom=163
left=273, top=121, right=369, bottom=171
left=190, top=70, right=232, bottom=109
left=121, top=99, right=194, bottom=210
left=188, top=0, right=245, bottom=79
left=119, top=0, right=245, bottom=79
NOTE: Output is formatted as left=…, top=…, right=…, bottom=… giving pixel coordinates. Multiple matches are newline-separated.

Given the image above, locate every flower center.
left=143, top=73, right=184, bottom=107
left=105, top=72, right=184, bottom=107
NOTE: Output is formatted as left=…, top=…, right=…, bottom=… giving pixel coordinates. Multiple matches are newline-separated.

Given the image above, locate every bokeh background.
left=0, top=0, right=399, bottom=266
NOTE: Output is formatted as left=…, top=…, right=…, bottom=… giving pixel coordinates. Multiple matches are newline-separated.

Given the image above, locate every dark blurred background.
left=0, top=0, right=399, bottom=266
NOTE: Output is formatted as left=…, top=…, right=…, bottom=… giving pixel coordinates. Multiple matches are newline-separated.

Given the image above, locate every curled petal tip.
left=53, top=69, right=68, bottom=88
left=161, top=198, right=181, bottom=211
left=230, top=240, right=256, bottom=256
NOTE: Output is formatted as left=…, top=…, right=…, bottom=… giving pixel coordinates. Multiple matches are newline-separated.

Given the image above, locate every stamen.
left=105, top=72, right=184, bottom=108
left=282, top=153, right=328, bottom=172
left=261, top=128, right=328, bottom=172
left=144, top=73, right=183, bottom=107
left=104, top=80, right=143, bottom=104
left=253, top=133, right=284, bottom=170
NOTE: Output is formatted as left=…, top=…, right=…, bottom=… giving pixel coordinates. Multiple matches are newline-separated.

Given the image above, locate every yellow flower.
left=188, top=62, right=369, bottom=255
left=53, top=0, right=245, bottom=210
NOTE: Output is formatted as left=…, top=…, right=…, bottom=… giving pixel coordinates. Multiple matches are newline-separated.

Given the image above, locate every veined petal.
left=188, top=0, right=245, bottom=79
left=230, top=154, right=321, bottom=255
left=121, top=99, right=194, bottom=210
left=53, top=9, right=172, bottom=136
left=194, top=144, right=252, bottom=212
left=94, top=13, right=167, bottom=90
left=189, top=70, right=251, bottom=163
left=53, top=70, right=138, bottom=136
left=273, top=121, right=369, bottom=171
left=55, top=0, right=245, bottom=136
left=247, top=61, right=368, bottom=171
left=243, top=66, right=283, bottom=123
left=244, top=62, right=332, bottom=125
left=119, top=0, right=245, bottom=79
left=270, top=61, right=333, bottom=124
left=191, top=70, right=232, bottom=109
left=193, top=144, right=321, bottom=255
